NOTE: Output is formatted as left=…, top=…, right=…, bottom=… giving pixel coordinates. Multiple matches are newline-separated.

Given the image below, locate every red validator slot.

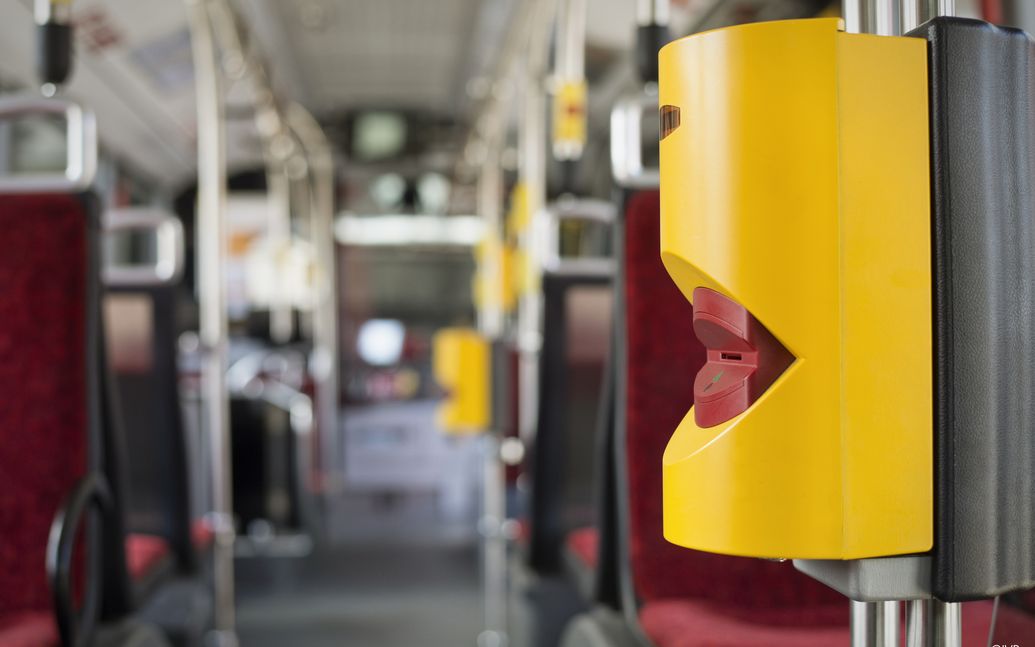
left=691, top=288, right=794, bottom=427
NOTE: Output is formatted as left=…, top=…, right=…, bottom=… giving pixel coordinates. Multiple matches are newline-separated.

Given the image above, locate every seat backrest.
left=105, top=285, right=195, bottom=570
left=528, top=272, right=613, bottom=572
left=0, top=194, right=98, bottom=615
left=618, top=190, right=842, bottom=609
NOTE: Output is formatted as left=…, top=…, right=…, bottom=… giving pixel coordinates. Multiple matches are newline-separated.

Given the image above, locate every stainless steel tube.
left=875, top=0, right=904, bottom=35
left=925, top=0, right=956, bottom=19
left=265, top=163, right=294, bottom=344
left=845, top=0, right=864, bottom=33
left=902, top=0, right=955, bottom=31
left=852, top=601, right=901, bottom=647
left=472, top=74, right=511, bottom=647
left=905, top=599, right=927, bottom=647
left=287, top=103, right=342, bottom=501
left=516, top=112, right=542, bottom=448
left=516, top=0, right=554, bottom=447
left=478, top=434, right=508, bottom=647
left=555, top=0, right=586, bottom=82
left=905, top=599, right=962, bottom=647
left=636, top=0, right=670, bottom=26
left=477, top=137, right=504, bottom=340
left=927, top=601, right=961, bottom=647
left=901, top=0, right=921, bottom=32
left=474, top=101, right=507, bottom=647
left=185, top=0, right=236, bottom=644
left=846, top=0, right=904, bottom=35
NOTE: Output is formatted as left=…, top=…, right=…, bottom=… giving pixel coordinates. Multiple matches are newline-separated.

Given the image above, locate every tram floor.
left=235, top=541, right=483, bottom=647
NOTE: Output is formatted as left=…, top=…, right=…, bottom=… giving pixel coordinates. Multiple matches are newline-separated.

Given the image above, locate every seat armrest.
left=46, top=472, right=113, bottom=647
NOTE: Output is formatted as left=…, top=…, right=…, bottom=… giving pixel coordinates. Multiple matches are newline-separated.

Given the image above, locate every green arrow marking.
left=703, top=370, right=724, bottom=393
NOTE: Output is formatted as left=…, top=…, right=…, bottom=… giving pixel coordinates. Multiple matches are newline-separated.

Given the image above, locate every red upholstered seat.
left=514, top=517, right=531, bottom=547
left=1017, top=588, right=1035, bottom=616
left=622, top=191, right=848, bottom=643
left=0, top=612, right=59, bottom=647
left=640, top=599, right=847, bottom=647
left=640, top=598, right=1035, bottom=647
left=565, top=527, right=599, bottom=570
left=973, top=601, right=1035, bottom=645
left=191, top=518, right=215, bottom=552
left=0, top=195, right=92, bottom=637
left=125, top=534, right=172, bottom=583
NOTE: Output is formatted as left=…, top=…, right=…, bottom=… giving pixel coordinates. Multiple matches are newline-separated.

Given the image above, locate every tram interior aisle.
left=7, top=0, right=1035, bottom=647
left=233, top=228, right=489, bottom=646
left=236, top=535, right=482, bottom=647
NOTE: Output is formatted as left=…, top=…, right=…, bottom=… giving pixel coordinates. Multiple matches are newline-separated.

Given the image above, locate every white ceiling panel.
left=0, top=0, right=199, bottom=188
left=242, top=0, right=511, bottom=116
left=585, top=0, right=638, bottom=49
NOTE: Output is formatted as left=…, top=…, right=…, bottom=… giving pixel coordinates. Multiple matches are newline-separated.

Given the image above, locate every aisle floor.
left=236, top=542, right=483, bottom=647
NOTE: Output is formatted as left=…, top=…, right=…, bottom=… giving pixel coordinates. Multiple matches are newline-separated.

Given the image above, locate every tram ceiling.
left=242, top=0, right=644, bottom=158
left=0, top=0, right=847, bottom=193
left=242, top=0, right=500, bottom=117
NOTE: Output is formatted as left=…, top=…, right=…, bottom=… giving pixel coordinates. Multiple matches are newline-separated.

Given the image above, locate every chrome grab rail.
left=542, top=196, right=615, bottom=276
left=286, top=103, right=341, bottom=498
left=185, top=0, right=236, bottom=643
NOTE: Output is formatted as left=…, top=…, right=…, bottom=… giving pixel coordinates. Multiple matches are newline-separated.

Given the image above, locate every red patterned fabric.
left=623, top=191, right=842, bottom=609
left=640, top=598, right=1035, bottom=647
left=1019, top=588, right=1035, bottom=614
left=0, top=195, right=89, bottom=617
left=640, top=599, right=846, bottom=647
left=125, top=534, right=171, bottom=582
left=983, top=600, right=1035, bottom=643
left=0, top=612, right=59, bottom=647
left=565, top=527, right=599, bottom=569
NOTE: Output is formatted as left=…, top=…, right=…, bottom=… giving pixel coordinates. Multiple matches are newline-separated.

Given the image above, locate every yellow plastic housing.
left=553, top=80, right=588, bottom=153
left=659, top=18, right=933, bottom=559
left=507, top=183, right=530, bottom=238
left=433, top=328, right=491, bottom=435
left=472, top=240, right=516, bottom=314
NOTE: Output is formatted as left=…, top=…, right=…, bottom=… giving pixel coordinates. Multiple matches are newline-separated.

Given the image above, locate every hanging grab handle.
left=610, top=93, right=659, bottom=190
left=541, top=196, right=615, bottom=276
left=0, top=97, right=97, bottom=193
left=102, top=208, right=186, bottom=287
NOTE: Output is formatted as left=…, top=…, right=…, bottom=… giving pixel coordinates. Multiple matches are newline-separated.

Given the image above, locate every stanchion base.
left=204, top=629, right=239, bottom=647
left=478, top=629, right=508, bottom=647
